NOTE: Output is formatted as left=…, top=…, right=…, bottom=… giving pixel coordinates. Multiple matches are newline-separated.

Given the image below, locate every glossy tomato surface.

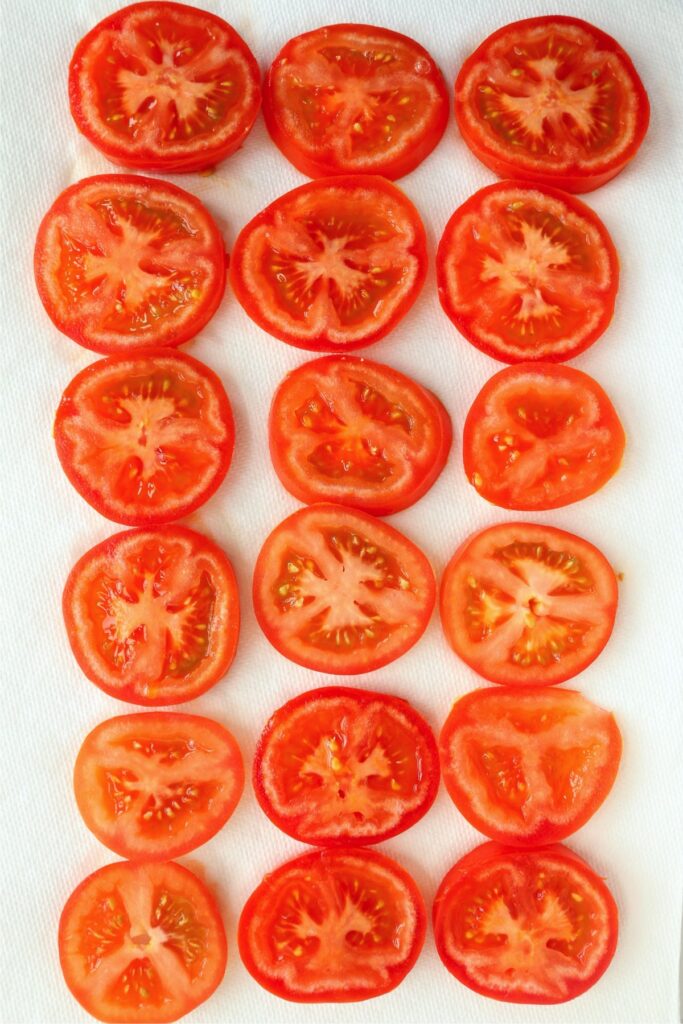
left=239, top=847, right=426, bottom=1002
left=455, top=16, right=649, bottom=192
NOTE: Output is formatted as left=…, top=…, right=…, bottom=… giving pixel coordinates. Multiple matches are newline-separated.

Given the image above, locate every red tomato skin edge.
left=252, top=685, right=440, bottom=846
left=454, top=16, right=650, bottom=194
left=436, top=180, right=620, bottom=364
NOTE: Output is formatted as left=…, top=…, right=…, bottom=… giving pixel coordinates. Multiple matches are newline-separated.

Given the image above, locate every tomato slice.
left=455, top=16, right=649, bottom=192
left=230, top=176, right=427, bottom=352
left=54, top=351, right=234, bottom=525
left=433, top=842, right=618, bottom=1003
left=252, top=504, right=435, bottom=674
left=437, top=181, right=619, bottom=363
left=463, top=363, right=625, bottom=510
left=69, top=2, right=261, bottom=173
left=254, top=686, right=439, bottom=846
left=440, top=522, right=618, bottom=685
left=59, top=860, right=226, bottom=1023
left=263, top=24, right=448, bottom=180
left=34, top=175, right=226, bottom=354
left=238, top=847, right=426, bottom=1002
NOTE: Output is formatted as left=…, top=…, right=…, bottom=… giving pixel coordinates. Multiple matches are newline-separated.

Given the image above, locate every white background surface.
left=1, top=0, right=682, bottom=1021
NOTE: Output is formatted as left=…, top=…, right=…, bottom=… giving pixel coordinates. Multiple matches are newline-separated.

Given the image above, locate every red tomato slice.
left=252, top=504, right=435, bottom=674
left=74, top=712, right=243, bottom=859
left=437, top=182, right=619, bottom=363
left=455, top=16, right=649, bottom=193
left=69, top=2, right=261, bottom=173
left=433, top=842, right=618, bottom=1003
left=263, top=24, right=448, bottom=180
left=440, top=522, right=618, bottom=685
left=59, top=860, right=226, bottom=1023
left=254, top=686, right=439, bottom=846
left=54, top=351, right=234, bottom=526
left=439, top=688, right=621, bottom=845
left=463, top=363, right=625, bottom=510
left=230, top=176, right=427, bottom=352
left=34, top=175, right=226, bottom=354
left=239, top=847, right=426, bottom=1002
left=269, top=355, right=452, bottom=514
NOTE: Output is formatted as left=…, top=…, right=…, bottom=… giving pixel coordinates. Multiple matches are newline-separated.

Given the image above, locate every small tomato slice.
left=34, top=175, right=226, bottom=354
left=263, top=23, right=448, bottom=180
left=433, top=842, right=618, bottom=1003
left=69, top=2, right=261, bottom=173
left=254, top=686, right=439, bottom=845
left=252, top=504, right=435, bottom=674
left=455, top=16, right=649, bottom=192
left=54, top=351, right=234, bottom=525
left=463, top=363, right=625, bottom=510
left=238, top=847, right=426, bottom=1002
left=59, top=860, right=226, bottom=1023
left=74, top=713, right=243, bottom=859
left=440, top=522, right=618, bottom=685
left=230, top=176, right=427, bottom=352
left=437, top=182, right=619, bottom=363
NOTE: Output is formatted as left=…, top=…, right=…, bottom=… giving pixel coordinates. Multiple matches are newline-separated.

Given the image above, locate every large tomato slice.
left=433, top=842, right=618, bottom=1003
left=269, top=355, right=452, bottom=514
left=252, top=504, right=435, bottom=674
left=463, top=363, right=625, bottom=510
left=69, top=2, right=261, bottom=173
left=263, top=23, right=448, bottom=180
left=440, top=522, right=618, bottom=685
left=254, top=686, right=439, bottom=845
left=437, top=182, right=619, bottom=363
left=34, top=175, right=226, bottom=354
left=54, top=351, right=234, bottom=525
left=238, top=847, right=426, bottom=1002
left=455, top=16, right=650, bottom=192
left=230, top=176, right=427, bottom=352
left=59, top=860, right=226, bottom=1023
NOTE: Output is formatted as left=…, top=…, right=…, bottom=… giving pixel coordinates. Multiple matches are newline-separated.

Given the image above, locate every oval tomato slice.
left=433, top=842, right=618, bottom=1003
left=34, top=175, right=226, bottom=354
left=254, top=686, right=439, bottom=846
left=252, top=504, right=435, bottom=674
left=455, top=16, right=649, bottom=193
left=437, top=182, right=619, bottom=363
left=230, top=176, right=427, bottom=352
left=440, top=522, right=618, bottom=685
left=59, top=860, right=226, bottom=1023
left=54, top=351, right=234, bottom=525
left=439, top=688, right=621, bottom=845
left=69, top=2, right=261, bottom=173
left=238, top=847, right=426, bottom=1002
left=263, top=24, right=448, bottom=180
left=463, top=363, right=625, bottom=510
left=269, top=355, right=452, bottom=514
left=74, top=713, right=243, bottom=859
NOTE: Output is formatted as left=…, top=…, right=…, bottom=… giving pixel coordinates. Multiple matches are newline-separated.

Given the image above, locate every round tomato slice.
left=252, top=504, right=435, bottom=674
left=54, top=351, right=234, bottom=525
left=69, top=2, right=261, bottom=173
left=269, top=355, right=452, bottom=514
left=34, top=175, right=226, bottom=354
left=463, top=363, right=625, bottom=510
left=437, top=182, right=619, bottom=363
left=59, top=860, right=226, bottom=1023
left=433, top=842, right=618, bottom=1003
left=254, top=686, right=439, bottom=846
left=238, top=847, right=426, bottom=1002
left=263, top=24, right=448, bottom=180
left=455, top=16, right=649, bottom=193
left=440, top=522, right=618, bottom=685
left=439, top=688, right=621, bottom=845
left=230, top=176, right=427, bottom=352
